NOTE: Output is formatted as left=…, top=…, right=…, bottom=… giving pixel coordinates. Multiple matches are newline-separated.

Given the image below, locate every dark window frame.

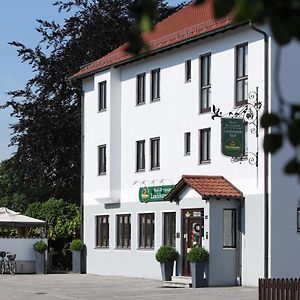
left=139, top=213, right=155, bottom=249
left=116, top=214, right=131, bottom=249
left=199, top=128, right=211, bottom=164
left=96, top=215, right=109, bottom=248
left=297, top=208, right=300, bottom=232
left=150, top=137, right=160, bottom=170
left=136, top=73, right=146, bottom=105
left=98, top=144, right=106, bottom=175
left=136, top=140, right=145, bottom=172
left=163, top=212, right=176, bottom=247
left=98, top=81, right=107, bottom=111
left=184, top=132, right=191, bottom=156
left=200, top=53, right=211, bottom=113
left=223, top=209, right=236, bottom=248
left=150, top=68, right=160, bottom=102
left=185, top=59, right=191, bottom=82
left=235, top=43, right=248, bottom=106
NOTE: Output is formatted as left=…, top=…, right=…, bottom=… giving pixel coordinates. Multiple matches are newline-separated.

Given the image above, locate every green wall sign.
left=221, top=118, right=245, bottom=157
left=139, top=185, right=174, bottom=203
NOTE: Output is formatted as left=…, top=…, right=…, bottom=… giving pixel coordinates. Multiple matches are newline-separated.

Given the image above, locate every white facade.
left=81, top=24, right=300, bottom=286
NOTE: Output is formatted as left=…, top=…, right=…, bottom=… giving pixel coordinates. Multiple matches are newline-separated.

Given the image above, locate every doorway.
left=181, top=208, right=204, bottom=276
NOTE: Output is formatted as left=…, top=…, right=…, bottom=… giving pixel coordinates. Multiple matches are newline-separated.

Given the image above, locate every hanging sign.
left=139, top=185, right=174, bottom=203
left=221, top=118, right=245, bottom=157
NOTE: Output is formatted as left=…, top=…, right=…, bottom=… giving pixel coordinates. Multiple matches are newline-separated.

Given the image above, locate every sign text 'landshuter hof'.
left=139, top=185, right=174, bottom=203
left=221, top=118, right=245, bottom=157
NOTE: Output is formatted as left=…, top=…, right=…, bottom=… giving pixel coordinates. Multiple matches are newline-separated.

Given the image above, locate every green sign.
left=139, top=185, right=174, bottom=203
left=221, top=118, right=245, bottom=157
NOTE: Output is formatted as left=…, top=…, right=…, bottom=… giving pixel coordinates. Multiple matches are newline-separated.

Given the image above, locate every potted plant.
left=155, top=245, right=178, bottom=281
left=70, top=239, right=84, bottom=273
left=33, top=240, right=47, bottom=274
left=187, top=245, right=209, bottom=288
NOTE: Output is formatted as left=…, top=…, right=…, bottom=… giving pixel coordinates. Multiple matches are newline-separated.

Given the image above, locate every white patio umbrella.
left=0, top=207, right=46, bottom=227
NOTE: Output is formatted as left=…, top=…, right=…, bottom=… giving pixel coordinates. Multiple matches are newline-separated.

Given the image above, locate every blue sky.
left=0, top=0, right=183, bottom=161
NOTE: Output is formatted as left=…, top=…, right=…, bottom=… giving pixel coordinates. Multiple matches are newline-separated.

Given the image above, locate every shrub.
left=70, top=239, right=84, bottom=252
left=187, top=246, right=209, bottom=263
left=34, top=240, right=47, bottom=252
left=155, top=245, right=178, bottom=263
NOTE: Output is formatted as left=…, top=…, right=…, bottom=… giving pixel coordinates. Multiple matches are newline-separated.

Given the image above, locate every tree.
left=2, top=0, right=180, bottom=204
left=130, top=0, right=300, bottom=180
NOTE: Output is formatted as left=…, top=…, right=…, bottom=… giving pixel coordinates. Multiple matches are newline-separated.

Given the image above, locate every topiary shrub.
left=70, top=239, right=84, bottom=252
left=187, top=246, right=209, bottom=263
left=155, top=245, right=178, bottom=263
left=34, top=240, right=47, bottom=252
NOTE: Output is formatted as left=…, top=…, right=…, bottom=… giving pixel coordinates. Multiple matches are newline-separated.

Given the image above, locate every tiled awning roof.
left=164, top=175, right=243, bottom=201
left=71, top=0, right=240, bottom=80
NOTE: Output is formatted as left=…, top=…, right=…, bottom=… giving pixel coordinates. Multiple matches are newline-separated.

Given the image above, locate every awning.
left=164, top=175, right=243, bottom=202
left=0, top=208, right=46, bottom=227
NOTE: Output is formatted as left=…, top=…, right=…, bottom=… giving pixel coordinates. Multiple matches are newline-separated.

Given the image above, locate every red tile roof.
left=71, top=0, right=237, bottom=80
left=164, top=175, right=243, bottom=201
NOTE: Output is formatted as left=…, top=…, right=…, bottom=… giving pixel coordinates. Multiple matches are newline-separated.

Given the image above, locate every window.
left=136, top=140, right=145, bottom=172
left=116, top=214, right=131, bottom=248
left=98, top=145, right=106, bottom=175
left=199, top=128, right=211, bottom=163
left=223, top=209, right=236, bottom=248
left=137, top=73, right=145, bottom=105
left=200, top=53, right=211, bottom=113
left=184, top=132, right=191, bottom=156
left=185, top=59, right=191, bottom=82
left=139, top=213, right=155, bottom=249
left=297, top=208, right=300, bottom=232
left=99, top=81, right=107, bottom=111
left=235, top=43, right=248, bottom=106
left=151, top=68, right=160, bottom=101
left=96, top=215, right=109, bottom=248
left=163, top=212, right=176, bottom=247
left=150, top=137, right=160, bottom=170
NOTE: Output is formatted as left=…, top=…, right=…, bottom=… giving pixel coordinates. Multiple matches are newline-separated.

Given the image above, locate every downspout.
left=80, top=89, right=84, bottom=241
left=250, top=22, right=270, bottom=279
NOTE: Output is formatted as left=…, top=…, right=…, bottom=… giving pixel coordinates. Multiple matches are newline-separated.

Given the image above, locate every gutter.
left=250, top=22, right=270, bottom=279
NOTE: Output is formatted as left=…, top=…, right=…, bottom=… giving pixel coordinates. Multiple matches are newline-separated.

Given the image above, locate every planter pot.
left=72, top=250, right=82, bottom=273
left=35, top=251, right=45, bottom=274
left=160, top=261, right=174, bottom=281
left=190, top=262, right=206, bottom=288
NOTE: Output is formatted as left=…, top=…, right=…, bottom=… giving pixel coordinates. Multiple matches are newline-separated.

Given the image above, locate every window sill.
left=150, top=98, right=160, bottom=103
left=136, top=102, right=145, bottom=107
left=115, top=247, right=131, bottom=250
left=98, top=173, right=107, bottom=176
left=184, top=153, right=191, bottom=156
left=94, top=247, right=109, bottom=249
left=199, top=108, right=211, bottom=114
left=199, top=160, right=211, bottom=165
left=136, top=169, right=145, bottom=173
left=98, top=109, right=107, bottom=113
left=137, top=248, right=155, bottom=251
left=150, top=167, right=160, bottom=171
left=184, top=79, right=191, bottom=84
left=223, top=247, right=236, bottom=250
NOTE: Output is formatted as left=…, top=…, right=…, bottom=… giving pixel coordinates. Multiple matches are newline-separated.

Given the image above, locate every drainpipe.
left=80, top=89, right=84, bottom=241
left=250, top=22, right=270, bottom=279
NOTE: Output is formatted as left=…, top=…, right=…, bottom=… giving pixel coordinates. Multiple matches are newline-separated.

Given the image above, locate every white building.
left=71, top=1, right=300, bottom=287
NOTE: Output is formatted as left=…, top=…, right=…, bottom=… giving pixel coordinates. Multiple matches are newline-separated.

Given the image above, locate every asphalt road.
left=0, top=274, right=258, bottom=300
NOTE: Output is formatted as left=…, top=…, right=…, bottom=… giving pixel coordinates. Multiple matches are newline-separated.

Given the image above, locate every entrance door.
left=182, top=209, right=204, bottom=276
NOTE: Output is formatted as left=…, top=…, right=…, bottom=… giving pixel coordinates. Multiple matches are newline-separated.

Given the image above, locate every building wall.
left=83, top=26, right=267, bottom=286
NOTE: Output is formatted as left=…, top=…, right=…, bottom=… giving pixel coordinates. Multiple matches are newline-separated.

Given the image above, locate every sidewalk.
left=0, top=274, right=257, bottom=299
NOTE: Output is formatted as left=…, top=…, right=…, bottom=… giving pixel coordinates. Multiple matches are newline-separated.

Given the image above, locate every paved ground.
left=0, top=274, right=257, bottom=300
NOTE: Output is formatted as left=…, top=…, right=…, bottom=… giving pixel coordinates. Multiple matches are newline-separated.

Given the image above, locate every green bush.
left=70, top=239, right=84, bottom=252
left=187, top=246, right=209, bottom=263
left=34, top=240, right=48, bottom=252
left=155, top=245, right=178, bottom=263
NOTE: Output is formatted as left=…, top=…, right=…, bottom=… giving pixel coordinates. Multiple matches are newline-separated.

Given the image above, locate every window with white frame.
left=136, top=140, right=145, bottom=172
left=137, top=73, right=145, bottom=105
left=235, top=43, right=248, bottom=106
left=96, top=215, right=109, bottom=248
left=116, top=214, right=131, bottom=248
left=184, top=132, right=191, bottom=156
left=200, top=53, right=211, bottom=113
left=98, top=81, right=107, bottom=111
left=98, top=144, right=106, bottom=175
left=223, top=209, right=236, bottom=248
left=185, top=59, right=191, bottom=82
left=151, top=68, right=160, bottom=101
left=139, top=213, right=155, bottom=249
left=150, top=137, right=160, bottom=170
left=199, top=128, right=211, bottom=163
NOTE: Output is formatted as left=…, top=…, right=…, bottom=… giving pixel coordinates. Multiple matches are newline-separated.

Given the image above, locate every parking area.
left=0, top=274, right=257, bottom=300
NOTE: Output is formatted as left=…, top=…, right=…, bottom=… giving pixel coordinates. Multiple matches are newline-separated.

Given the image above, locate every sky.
left=0, top=0, right=183, bottom=162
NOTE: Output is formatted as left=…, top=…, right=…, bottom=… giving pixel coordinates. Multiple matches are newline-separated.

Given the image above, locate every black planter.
left=160, top=261, right=174, bottom=281
left=72, top=250, right=82, bottom=273
left=35, top=251, right=45, bottom=274
left=190, top=262, right=206, bottom=288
